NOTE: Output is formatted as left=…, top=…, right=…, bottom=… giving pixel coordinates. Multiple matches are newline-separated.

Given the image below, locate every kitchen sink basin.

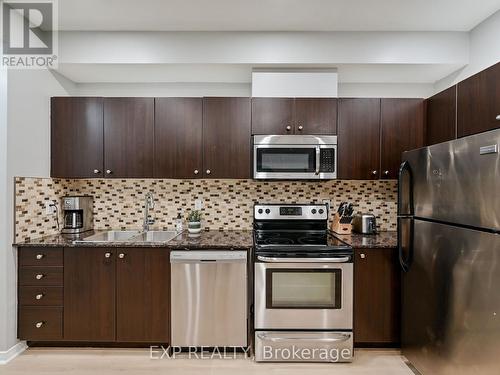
left=77, top=230, right=142, bottom=243
left=130, top=230, right=180, bottom=242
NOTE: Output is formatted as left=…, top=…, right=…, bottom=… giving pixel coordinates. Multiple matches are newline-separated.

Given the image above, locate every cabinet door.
left=51, top=97, right=103, bottom=178
left=64, top=248, right=115, bottom=341
left=354, top=248, right=401, bottom=345
left=251, top=98, right=294, bottom=135
left=154, top=98, right=203, bottom=178
left=338, top=98, right=381, bottom=179
left=457, top=62, right=500, bottom=137
left=294, top=98, right=337, bottom=135
left=203, top=97, right=251, bottom=178
left=426, top=86, right=457, bottom=146
left=116, top=248, right=170, bottom=342
left=380, top=99, right=424, bottom=179
left=104, top=98, right=154, bottom=178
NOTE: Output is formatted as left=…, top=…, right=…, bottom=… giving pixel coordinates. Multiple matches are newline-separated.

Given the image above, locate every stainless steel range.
left=253, top=204, right=353, bottom=362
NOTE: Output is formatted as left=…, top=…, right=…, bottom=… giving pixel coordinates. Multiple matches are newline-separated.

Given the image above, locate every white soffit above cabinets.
left=251, top=70, right=338, bottom=98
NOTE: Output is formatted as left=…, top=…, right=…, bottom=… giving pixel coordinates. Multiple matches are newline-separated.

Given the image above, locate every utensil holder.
left=331, top=213, right=352, bottom=234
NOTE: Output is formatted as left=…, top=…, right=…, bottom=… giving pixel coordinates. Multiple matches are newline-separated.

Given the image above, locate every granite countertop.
left=14, top=229, right=254, bottom=249
left=331, top=231, right=398, bottom=249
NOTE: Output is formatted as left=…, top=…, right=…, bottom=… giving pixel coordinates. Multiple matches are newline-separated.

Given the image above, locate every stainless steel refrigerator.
left=398, top=128, right=500, bottom=375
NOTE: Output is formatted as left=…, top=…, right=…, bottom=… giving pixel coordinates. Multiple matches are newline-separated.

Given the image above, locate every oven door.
left=254, top=144, right=320, bottom=179
left=255, top=258, right=353, bottom=330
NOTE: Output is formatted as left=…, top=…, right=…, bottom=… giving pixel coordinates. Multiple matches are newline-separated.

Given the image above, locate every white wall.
left=0, top=69, right=74, bottom=362
left=434, top=10, right=500, bottom=93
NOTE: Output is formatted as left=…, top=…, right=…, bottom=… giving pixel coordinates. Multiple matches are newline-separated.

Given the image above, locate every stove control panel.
left=254, top=204, right=328, bottom=220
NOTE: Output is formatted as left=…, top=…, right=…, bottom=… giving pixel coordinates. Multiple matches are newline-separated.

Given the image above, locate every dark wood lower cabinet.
left=354, top=248, right=401, bottom=346
left=116, top=248, right=170, bottom=342
left=64, top=248, right=116, bottom=341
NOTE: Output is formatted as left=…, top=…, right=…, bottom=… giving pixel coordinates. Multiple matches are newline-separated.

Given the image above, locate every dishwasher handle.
left=170, top=250, right=247, bottom=263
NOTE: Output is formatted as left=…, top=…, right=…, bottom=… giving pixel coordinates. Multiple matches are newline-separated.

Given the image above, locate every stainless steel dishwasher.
left=170, top=250, right=248, bottom=347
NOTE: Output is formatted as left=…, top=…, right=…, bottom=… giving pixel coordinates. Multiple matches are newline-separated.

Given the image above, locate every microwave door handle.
left=315, top=147, right=320, bottom=175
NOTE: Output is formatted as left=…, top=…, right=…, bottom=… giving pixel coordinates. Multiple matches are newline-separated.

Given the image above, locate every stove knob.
left=311, top=209, right=317, bottom=214
left=258, top=209, right=263, bottom=214
left=319, top=209, right=324, bottom=214
left=265, top=209, right=271, bottom=214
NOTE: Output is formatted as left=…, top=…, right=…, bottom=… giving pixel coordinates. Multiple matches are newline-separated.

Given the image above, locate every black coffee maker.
left=61, top=196, right=93, bottom=234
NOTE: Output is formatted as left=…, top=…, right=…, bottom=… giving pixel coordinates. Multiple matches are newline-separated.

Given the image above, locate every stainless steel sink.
left=77, top=230, right=142, bottom=243
left=130, top=230, right=180, bottom=242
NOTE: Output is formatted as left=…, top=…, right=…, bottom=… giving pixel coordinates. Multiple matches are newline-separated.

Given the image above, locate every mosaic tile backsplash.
left=15, top=177, right=398, bottom=242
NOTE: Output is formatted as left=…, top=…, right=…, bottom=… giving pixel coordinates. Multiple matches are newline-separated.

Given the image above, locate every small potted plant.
left=187, top=210, right=202, bottom=234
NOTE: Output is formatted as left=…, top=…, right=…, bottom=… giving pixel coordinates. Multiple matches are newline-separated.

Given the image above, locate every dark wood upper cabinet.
left=64, top=248, right=116, bottom=341
left=426, top=86, right=457, bottom=146
left=354, top=248, right=401, bottom=346
left=380, top=99, right=424, bottom=179
left=251, top=97, right=337, bottom=135
left=203, top=97, right=251, bottom=178
left=103, top=98, right=154, bottom=178
left=154, top=98, right=203, bottom=178
left=251, top=98, right=294, bottom=135
left=295, top=98, right=337, bottom=134
left=338, top=98, right=381, bottom=179
left=51, top=97, right=104, bottom=178
left=457, top=62, right=500, bottom=137
left=116, top=248, right=170, bottom=343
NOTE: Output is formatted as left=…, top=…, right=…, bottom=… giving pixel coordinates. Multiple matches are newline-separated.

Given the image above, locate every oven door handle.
left=257, top=333, right=351, bottom=343
left=257, top=255, right=351, bottom=263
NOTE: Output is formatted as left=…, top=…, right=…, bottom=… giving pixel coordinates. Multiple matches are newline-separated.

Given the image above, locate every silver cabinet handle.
left=104, top=252, right=111, bottom=258
left=106, top=169, right=112, bottom=175
left=118, top=253, right=125, bottom=259
left=286, top=125, right=291, bottom=131
left=93, top=169, right=100, bottom=174
left=35, top=294, right=44, bottom=300
left=257, top=255, right=350, bottom=263
left=206, top=169, right=211, bottom=175
left=496, top=115, right=500, bottom=120
left=360, top=253, right=366, bottom=259
left=194, top=169, right=199, bottom=175
left=35, top=322, right=44, bottom=329
left=372, top=170, right=378, bottom=175
left=35, top=274, right=44, bottom=280
left=298, top=125, right=303, bottom=131
left=383, top=170, right=389, bottom=176
left=257, top=333, right=350, bottom=343
left=36, top=254, right=44, bottom=260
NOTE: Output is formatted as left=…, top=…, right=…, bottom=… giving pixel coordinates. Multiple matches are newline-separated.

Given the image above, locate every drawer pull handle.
left=118, top=253, right=125, bottom=259
left=298, top=125, right=303, bottom=131
left=35, top=322, right=44, bottom=328
left=36, top=254, right=44, bottom=260
left=360, top=253, right=366, bottom=259
left=35, top=294, right=44, bottom=300
left=35, top=274, right=44, bottom=280
left=372, top=170, right=378, bottom=175
left=104, top=252, right=111, bottom=258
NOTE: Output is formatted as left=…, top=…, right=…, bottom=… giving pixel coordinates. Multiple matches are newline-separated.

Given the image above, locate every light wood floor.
left=2, top=348, right=415, bottom=374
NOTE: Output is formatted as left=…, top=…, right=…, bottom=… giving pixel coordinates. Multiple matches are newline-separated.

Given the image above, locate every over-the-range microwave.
left=253, top=135, right=337, bottom=180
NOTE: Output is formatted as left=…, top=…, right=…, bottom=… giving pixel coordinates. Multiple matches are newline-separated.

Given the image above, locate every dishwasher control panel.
left=170, top=250, right=247, bottom=262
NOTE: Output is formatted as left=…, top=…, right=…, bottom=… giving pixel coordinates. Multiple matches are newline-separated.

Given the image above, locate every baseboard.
left=0, top=341, right=27, bottom=365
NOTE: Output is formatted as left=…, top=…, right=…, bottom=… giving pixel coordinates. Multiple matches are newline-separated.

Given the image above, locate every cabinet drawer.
left=19, top=286, right=63, bottom=306
left=19, top=267, right=63, bottom=286
left=19, top=248, right=63, bottom=267
left=18, top=307, right=63, bottom=340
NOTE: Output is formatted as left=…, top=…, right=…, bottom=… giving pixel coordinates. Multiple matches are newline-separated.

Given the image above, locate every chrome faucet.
left=143, top=192, right=155, bottom=232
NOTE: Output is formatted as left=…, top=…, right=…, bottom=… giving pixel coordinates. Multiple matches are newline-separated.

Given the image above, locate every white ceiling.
left=57, top=63, right=465, bottom=84
left=58, top=0, right=500, bottom=32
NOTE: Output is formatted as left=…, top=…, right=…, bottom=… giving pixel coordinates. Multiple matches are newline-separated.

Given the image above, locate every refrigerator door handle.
left=398, top=160, right=414, bottom=216
left=398, top=217, right=414, bottom=272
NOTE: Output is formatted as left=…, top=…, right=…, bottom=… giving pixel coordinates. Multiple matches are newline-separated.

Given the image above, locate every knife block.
left=331, top=213, right=352, bottom=234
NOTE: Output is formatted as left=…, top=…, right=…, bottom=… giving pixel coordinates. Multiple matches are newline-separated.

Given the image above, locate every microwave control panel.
left=319, top=149, right=336, bottom=172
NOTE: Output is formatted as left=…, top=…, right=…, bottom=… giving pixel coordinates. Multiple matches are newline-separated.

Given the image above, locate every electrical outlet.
left=45, top=200, right=55, bottom=215
left=194, top=199, right=203, bottom=210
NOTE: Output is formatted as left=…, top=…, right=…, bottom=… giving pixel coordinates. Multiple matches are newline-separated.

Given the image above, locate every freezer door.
left=402, top=128, right=500, bottom=230
left=402, top=219, right=500, bottom=375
